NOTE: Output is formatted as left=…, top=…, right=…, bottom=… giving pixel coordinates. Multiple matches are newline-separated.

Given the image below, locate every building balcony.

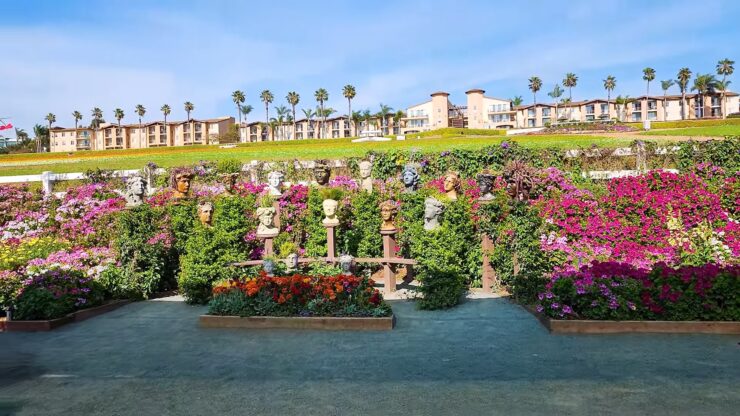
left=402, top=114, right=428, bottom=120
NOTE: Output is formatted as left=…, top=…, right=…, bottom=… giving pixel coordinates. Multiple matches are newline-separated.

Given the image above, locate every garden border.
left=199, top=314, right=395, bottom=331
left=525, top=306, right=740, bottom=335
left=2, top=299, right=131, bottom=332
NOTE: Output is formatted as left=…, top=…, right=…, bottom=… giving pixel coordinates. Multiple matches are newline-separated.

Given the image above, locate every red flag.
left=0, top=123, right=12, bottom=131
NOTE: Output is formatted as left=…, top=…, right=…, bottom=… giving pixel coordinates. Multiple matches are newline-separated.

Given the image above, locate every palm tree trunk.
left=347, top=99, right=352, bottom=137
left=681, top=92, right=686, bottom=120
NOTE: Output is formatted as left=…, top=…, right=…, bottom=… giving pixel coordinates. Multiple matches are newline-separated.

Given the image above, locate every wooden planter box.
left=199, top=314, right=395, bottom=331
left=4, top=300, right=131, bottom=332
left=526, top=306, right=740, bottom=335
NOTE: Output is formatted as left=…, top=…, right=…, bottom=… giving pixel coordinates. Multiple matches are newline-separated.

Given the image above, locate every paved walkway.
left=1, top=298, right=738, bottom=415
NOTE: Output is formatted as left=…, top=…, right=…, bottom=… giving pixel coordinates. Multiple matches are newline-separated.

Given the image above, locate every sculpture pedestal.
left=258, top=233, right=278, bottom=256
left=481, top=233, right=496, bottom=293
left=381, top=229, right=398, bottom=294
left=324, top=224, right=336, bottom=262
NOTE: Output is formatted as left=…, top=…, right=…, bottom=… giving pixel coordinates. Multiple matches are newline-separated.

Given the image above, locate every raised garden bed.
left=199, top=314, right=395, bottom=331
left=3, top=299, right=131, bottom=332
left=526, top=306, right=740, bottom=335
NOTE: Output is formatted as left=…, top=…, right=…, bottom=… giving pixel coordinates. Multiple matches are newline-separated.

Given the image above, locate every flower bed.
left=207, top=273, right=391, bottom=318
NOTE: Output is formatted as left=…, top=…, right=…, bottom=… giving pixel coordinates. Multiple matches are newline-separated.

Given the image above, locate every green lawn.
left=0, top=134, right=664, bottom=176
left=639, top=125, right=740, bottom=137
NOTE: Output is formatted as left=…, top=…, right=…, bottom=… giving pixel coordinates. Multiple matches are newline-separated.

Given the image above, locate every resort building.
left=49, top=117, right=234, bottom=152
left=240, top=114, right=403, bottom=142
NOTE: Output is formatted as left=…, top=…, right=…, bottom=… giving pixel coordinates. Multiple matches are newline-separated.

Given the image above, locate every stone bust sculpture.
left=124, top=175, right=147, bottom=207
left=443, top=171, right=461, bottom=201
left=255, top=206, right=278, bottom=237
left=313, top=161, right=331, bottom=186
left=477, top=173, right=495, bottom=201
left=267, top=171, right=284, bottom=196
left=220, top=173, right=239, bottom=195
left=322, top=199, right=340, bottom=226
left=359, top=160, right=373, bottom=193
left=401, top=164, right=421, bottom=193
left=423, top=197, right=444, bottom=231
left=339, top=253, right=354, bottom=275
left=197, top=201, right=214, bottom=227
left=379, top=200, right=398, bottom=231
left=502, top=161, right=535, bottom=202
left=170, top=168, right=195, bottom=200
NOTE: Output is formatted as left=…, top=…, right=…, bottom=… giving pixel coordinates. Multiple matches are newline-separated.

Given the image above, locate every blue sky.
left=1, top=0, right=739, bottom=133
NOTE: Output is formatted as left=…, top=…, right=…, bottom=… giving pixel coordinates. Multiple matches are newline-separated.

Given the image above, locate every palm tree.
left=33, top=124, right=48, bottom=153
left=351, top=111, right=363, bottom=136
left=72, top=111, right=83, bottom=146
left=547, top=85, right=564, bottom=123
left=392, top=110, right=405, bottom=135
left=286, top=91, right=300, bottom=140
left=528, top=76, right=542, bottom=105
left=642, top=67, right=656, bottom=121
left=314, top=88, right=328, bottom=138
left=342, top=84, right=356, bottom=136
left=677, top=68, right=692, bottom=120
left=184, top=101, right=194, bottom=121
left=135, top=104, right=146, bottom=148
left=275, top=105, right=289, bottom=140
left=114, top=108, right=125, bottom=127
left=377, top=103, right=393, bottom=135
left=161, top=104, right=171, bottom=145
left=660, top=80, right=674, bottom=120
left=43, top=113, right=56, bottom=152
left=361, top=109, right=372, bottom=131
left=603, top=75, right=616, bottom=120
left=260, top=90, right=274, bottom=139
left=302, top=108, right=316, bottom=138
left=614, top=95, right=632, bottom=122
left=232, top=90, right=245, bottom=124
left=691, top=74, right=718, bottom=119
left=562, top=73, right=578, bottom=119
left=510, top=96, right=524, bottom=106
left=90, top=107, right=104, bottom=150
left=716, top=58, right=735, bottom=118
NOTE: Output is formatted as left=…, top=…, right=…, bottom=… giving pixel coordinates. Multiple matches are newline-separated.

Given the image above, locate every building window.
left=631, top=113, right=642, bottom=122
left=542, top=108, right=551, bottom=117
left=528, top=119, right=535, bottom=127
left=527, top=109, right=535, bottom=117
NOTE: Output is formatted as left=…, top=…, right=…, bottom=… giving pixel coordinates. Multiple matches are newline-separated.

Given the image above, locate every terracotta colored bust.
left=197, top=201, right=214, bottom=227
left=443, top=172, right=461, bottom=200
left=170, top=168, right=195, bottom=200
left=379, top=200, right=398, bottom=231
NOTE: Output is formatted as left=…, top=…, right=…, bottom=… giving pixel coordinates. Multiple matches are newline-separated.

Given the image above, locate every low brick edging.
left=199, top=314, right=395, bottom=331
left=4, top=300, right=131, bottom=332
left=524, top=306, right=740, bottom=335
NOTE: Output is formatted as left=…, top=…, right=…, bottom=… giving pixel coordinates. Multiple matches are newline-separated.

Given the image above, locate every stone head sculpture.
left=197, top=201, right=214, bottom=227
left=502, top=161, right=535, bottom=202
left=255, top=206, right=278, bottom=237
left=313, top=161, right=331, bottom=186
left=423, top=197, right=445, bottom=231
left=477, top=172, right=496, bottom=201
left=170, top=168, right=195, bottom=200
left=401, top=164, right=421, bottom=193
left=339, top=253, right=354, bottom=276
left=220, top=173, right=240, bottom=195
left=322, top=199, right=340, bottom=226
left=124, top=175, right=147, bottom=207
left=267, top=171, right=284, bottom=196
left=379, top=200, right=398, bottom=231
left=359, top=160, right=373, bottom=193
left=443, top=171, right=461, bottom=200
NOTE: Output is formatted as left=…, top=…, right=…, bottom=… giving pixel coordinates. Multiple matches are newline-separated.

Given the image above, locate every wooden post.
left=325, top=224, right=336, bottom=262
left=481, top=233, right=496, bottom=292
left=381, top=229, right=397, bottom=294
left=262, top=237, right=274, bottom=256
left=272, top=201, right=281, bottom=230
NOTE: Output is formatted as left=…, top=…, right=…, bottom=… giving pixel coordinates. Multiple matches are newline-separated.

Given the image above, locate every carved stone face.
left=221, top=173, right=238, bottom=193
left=424, top=199, right=443, bottom=219
left=258, top=209, right=274, bottom=227
left=443, top=173, right=459, bottom=192
left=314, top=167, right=330, bottom=185
left=268, top=172, right=283, bottom=188
left=339, top=254, right=353, bottom=275
left=322, top=199, right=338, bottom=218
left=402, top=170, right=416, bottom=186
left=198, top=203, right=213, bottom=226
left=176, top=174, right=191, bottom=194
left=359, top=161, right=372, bottom=179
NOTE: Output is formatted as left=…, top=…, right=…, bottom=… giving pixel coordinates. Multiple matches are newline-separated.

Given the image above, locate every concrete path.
left=1, top=298, right=738, bottom=415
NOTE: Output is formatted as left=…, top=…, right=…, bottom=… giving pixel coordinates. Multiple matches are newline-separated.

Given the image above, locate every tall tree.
left=351, top=111, right=363, bottom=135
left=603, top=75, right=616, bottom=120
left=562, top=73, right=578, bottom=119
left=660, top=80, right=674, bottom=120
left=342, top=84, right=356, bottom=136
left=33, top=124, right=49, bottom=153
left=615, top=95, right=632, bottom=122
left=314, top=88, right=328, bottom=138
left=72, top=111, right=82, bottom=147
left=275, top=105, right=289, bottom=140
left=259, top=90, right=274, bottom=140
left=232, top=90, right=245, bottom=125
left=286, top=91, right=300, bottom=140
left=114, top=108, right=125, bottom=127
left=392, top=110, right=405, bottom=135
left=377, top=103, right=393, bottom=134
left=161, top=104, right=171, bottom=145
left=677, top=68, right=692, bottom=120
left=716, top=58, right=735, bottom=118
left=691, top=74, right=718, bottom=119
left=361, top=109, right=372, bottom=131
left=135, top=104, right=146, bottom=148
left=184, top=101, right=194, bottom=121
left=302, top=108, right=316, bottom=138
left=548, top=85, right=564, bottom=123
left=642, top=67, right=656, bottom=121
left=510, top=96, right=524, bottom=106
left=528, top=76, right=542, bottom=105
left=42, top=113, right=56, bottom=152
left=90, top=107, right=104, bottom=150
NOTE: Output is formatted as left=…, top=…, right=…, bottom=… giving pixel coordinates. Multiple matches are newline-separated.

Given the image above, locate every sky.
left=1, top=0, right=739, bottom=135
